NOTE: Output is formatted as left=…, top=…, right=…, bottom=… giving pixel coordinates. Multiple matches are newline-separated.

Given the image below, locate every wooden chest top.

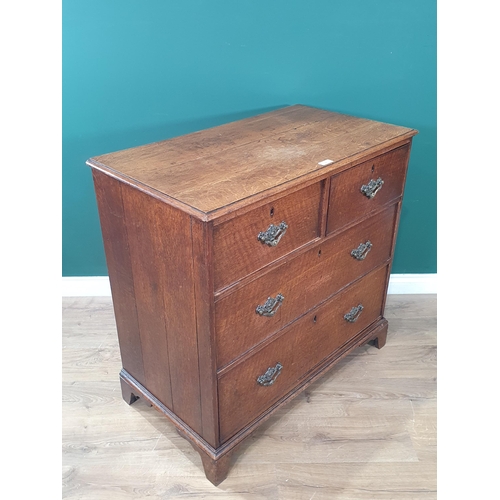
left=87, top=105, right=416, bottom=220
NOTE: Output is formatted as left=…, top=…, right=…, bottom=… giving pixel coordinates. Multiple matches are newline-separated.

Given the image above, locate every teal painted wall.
left=63, top=0, right=436, bottom=276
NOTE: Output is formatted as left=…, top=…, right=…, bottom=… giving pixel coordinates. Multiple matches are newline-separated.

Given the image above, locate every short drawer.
left=213, top=182, right=323, bottom=291
left=326, top=144, right=409, bottom=235
left=218, top=265, right=388, bottom=442
left=215, top=204, right=397, bottom=368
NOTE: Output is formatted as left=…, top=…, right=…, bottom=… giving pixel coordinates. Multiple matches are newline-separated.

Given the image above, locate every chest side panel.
left=101, top=177, right=205, bottom=437
left=92, top=170, right=146, bottom=386
left=190, top=217, right=219, bottom=447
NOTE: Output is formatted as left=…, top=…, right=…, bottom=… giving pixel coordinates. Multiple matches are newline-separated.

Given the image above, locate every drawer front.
left=215, top=204, right=397, bottom=368
left=327, top=144, right=409, bottom=235
left=218, top=265, right=388, bottom=442
left=213, top=182, right=323, bottom=291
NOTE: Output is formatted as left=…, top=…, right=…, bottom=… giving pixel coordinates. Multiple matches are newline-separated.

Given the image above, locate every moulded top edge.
left=87, top=105, right=417, bottom=218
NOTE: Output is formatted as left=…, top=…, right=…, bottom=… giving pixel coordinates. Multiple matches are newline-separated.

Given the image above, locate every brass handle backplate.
left=257, top=222, right=288, bottom=247
left=344, top=304, right=364, bottom=323
left=256, top=293, right=284, bottom=317
left=257, top=362, right=283, bottom=386
left=360, top=177, right=384, bottom=199
left=351, top=241, right=373, bottom=261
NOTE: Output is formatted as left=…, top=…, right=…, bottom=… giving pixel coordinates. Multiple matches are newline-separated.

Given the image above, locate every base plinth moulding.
left=119, top=318, right=388, bottom=485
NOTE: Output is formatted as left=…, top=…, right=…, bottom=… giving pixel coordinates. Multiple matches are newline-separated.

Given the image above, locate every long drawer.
left=215, top=204, right=397, bottom=368
left=213, top=182, right=323, bottom=292
left=218, top=264, right=389, bottom=443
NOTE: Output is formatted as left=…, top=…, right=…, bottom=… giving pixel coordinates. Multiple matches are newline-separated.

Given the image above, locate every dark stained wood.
left=214, top=200, right=402, bottom=301
left=120, top=376, right=139, bottom=405
left=174, top=427, right=240, bottom=487
left=119, top=369, right=219, bottom=459
left=92, top=170, right=146, bottom=385
left=116, top=317, right=392, bottom=462
left=381, top=200, right=403, bottom=317
left=327, top=143, right=410, bottom=234
left=373, top=325, right=388, bottom=349
left=88, top=105, right=417, bottom=218
left=218, top=265, right=389, bottom=443
left=216, top=317, right=391, bottom=455
left=91, top=105, right=332, bottom=183
left=379, top=140, right=413, bottom=316
left=208, top=138, right=413, bottom=226
left=213, top=181, right=322, bottom=291
left=190, top=218, right=219, bottom=448
left=121, top=184, right=202, bottom=434
left=215, top=204, right=398, bottom=369
left=119, top=185, right=173, bottom=410
left=88, top=106, right=417, bottom=485
left=319, top=177, right=331, bottom=237
left=197, top=449, right=235, bottom=487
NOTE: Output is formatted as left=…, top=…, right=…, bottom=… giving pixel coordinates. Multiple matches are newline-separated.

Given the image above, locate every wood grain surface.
left=217, top=265, right=389, bottom=442
left=190, top=217, right=220, bottom=448
left=62, top=294, right=436, bottom=499
left=92, top=170, right=146, bottom=385
left=88, top=105, right=416, bottom=216
left=213, top=181, right=322, bottom=291
left=118, top=182, right=203, bottom=434
left=327, top=144, right=410, bottom=234
left=215, top=204, right=397, bottom=368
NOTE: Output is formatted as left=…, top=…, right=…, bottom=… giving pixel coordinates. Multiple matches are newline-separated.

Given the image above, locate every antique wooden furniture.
left=88, top=105, right=417, bottom=485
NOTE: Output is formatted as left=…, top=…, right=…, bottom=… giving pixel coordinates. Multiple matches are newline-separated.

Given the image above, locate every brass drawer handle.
left=257, top=362, right=283, bottom=386
left=361, top=177, right=384, bottom=199
left=257, top=221, right=288, bottom=247
left=344, top=304, right=364, bottom=323
left=256, top=293, right=284, bottom=317
left=351, top=241, right=373, bottom=261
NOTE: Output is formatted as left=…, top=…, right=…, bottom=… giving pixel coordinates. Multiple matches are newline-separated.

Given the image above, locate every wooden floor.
left=62, top=295, right=436, bottom=499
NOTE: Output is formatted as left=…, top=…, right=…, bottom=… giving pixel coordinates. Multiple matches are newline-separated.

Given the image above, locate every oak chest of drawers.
left=88, top=105, right=417, bottom=485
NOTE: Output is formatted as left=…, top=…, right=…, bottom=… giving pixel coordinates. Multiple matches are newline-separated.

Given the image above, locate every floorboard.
left=62, top=294, right=437, bottom=499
